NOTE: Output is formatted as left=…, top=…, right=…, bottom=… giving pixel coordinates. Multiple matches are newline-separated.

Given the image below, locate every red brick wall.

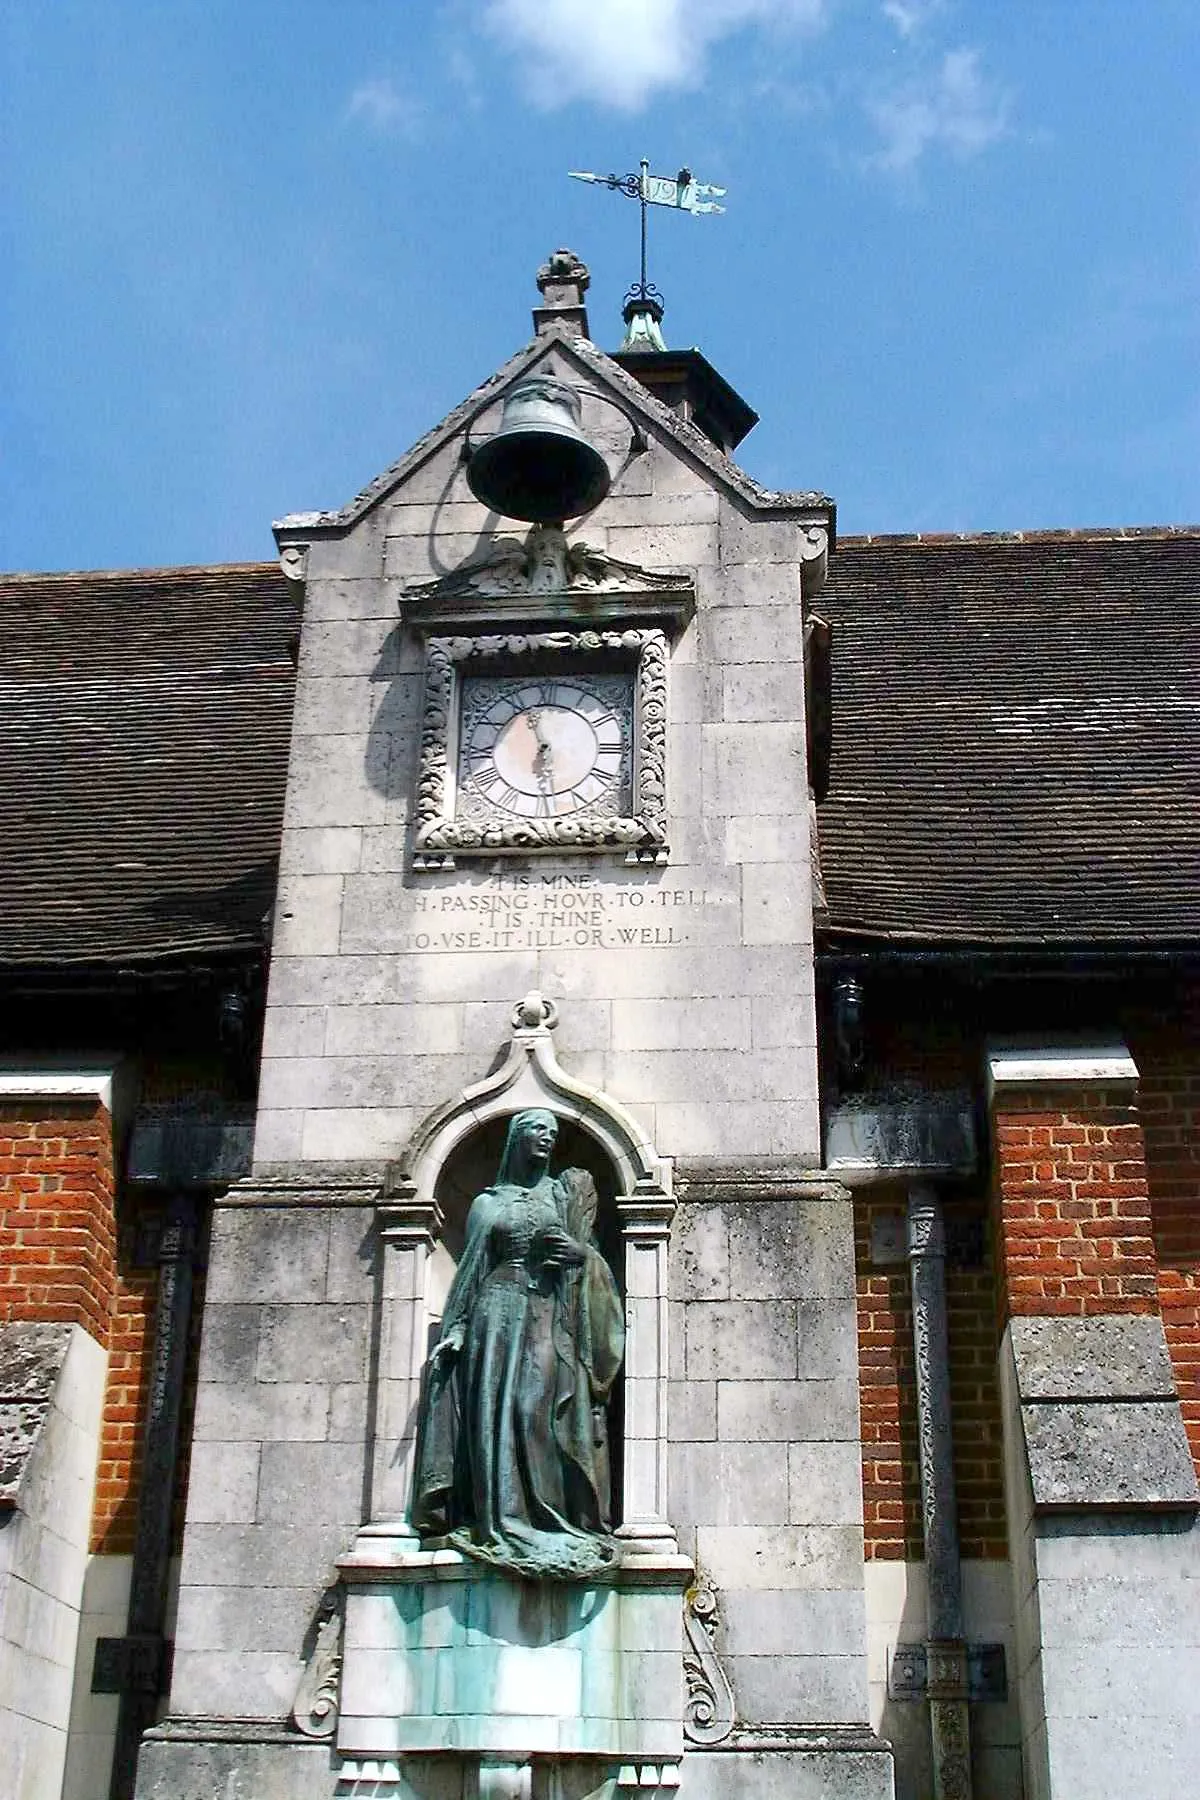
left=90, top=1251, right=156, bottom=1552
left=991, top=1084, right=1158, bottom=1322
left=89, top=1207, right=208, bottom=1554
left=855, top=1194, right=1006, bottom=1561
left=0, top=1098, right=116, bottom=1343
left=1137, top=1044, right=1200, bottom=1478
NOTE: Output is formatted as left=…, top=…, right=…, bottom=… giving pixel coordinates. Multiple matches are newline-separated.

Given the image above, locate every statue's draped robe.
left=412, top=1171, right=624, bottom=1579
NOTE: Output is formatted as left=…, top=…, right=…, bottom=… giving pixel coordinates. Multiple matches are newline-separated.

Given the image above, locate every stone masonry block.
left=278, top=826, right=364, bottom=875
left=694, top=1524, right=864, bottom=1592
left=325, top=1208, right=376, bottom=1304
left=323, top=1003, right=465, bottom=1057
left=668, top=1440, right=790, bottom=1526
left=656, top=1100, right=820, bottom=1161
left=261, top=1007, right=327, bottom=1060
left=183, top=1441, right=261, bottom=1524
left=1036, top=1570, right=1200, bottom=1649
left=299, top=1106, right=419, bottom=1162
left=721, top=663, right=805, bottom=723
left=250, top=1109, right=305, bottom=1165
left=257, top=1052, right=466, bottom=1114
left=668, top=1378, right=717, bottom=1441
left=702, top=604, right=805, bottom=668
left=298, top=617, right=397, bottom=681
left=205, top=1209, right=329, bottom=1305
left=788, top=1442, right=865, bottom=1525
left=1021, top=1399, right=1198, bottom=1508
left=192, top=1382, right=330, bottom=1444
left=205, top=1209, right=329, bottom=1310
left=726, top=813, right=811, bottom=865
left=686, top=1301, right=797, bottom=1381
left=292, top=675, right=375, bottom=738
left=197, top=1305, right=261, bottom=1383
left=669, top=1206, right=730, bottom=1302
left=742, top=863, right=814, bottom=948
left=727, top=1202, right=857, bottom=1300
left=730, top=1651, right=868, bottom=1726
left=1010, top=1313, right=1178, bottom=1400
left=304, top=525, right=385, bottom=584
left=271, top=875, right=344, bottom=956
left=177, top=1522, right=350, bottom=1597
left=175, top=1582, right=318, bottom=1655
left=680, top=1747, right=893, bottom=1800
left=797, top=1300, right=860, bottom=1382
left=169, top=1648, right=304, bottom=1720
left=702, top=723, right=808, bottom=817
left=256, top=1441, right=365, bottom=1525
left=608, top=1048, right=812, bottom=1106
left=283, top=736, right=390, bottom=831
left=610, top=996, right=752, bottom=1052
left=256, top=1304, right=369, bottom=1384
left=604, top=523, right=718, bottom=569
left=720, top=1587, right=867, bottom=1658
left=718, top=1379, right=861, bottom=1444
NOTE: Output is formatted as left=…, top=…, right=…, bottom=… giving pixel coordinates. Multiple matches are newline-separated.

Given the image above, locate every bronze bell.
left=466, top=375, right=611, bottom=523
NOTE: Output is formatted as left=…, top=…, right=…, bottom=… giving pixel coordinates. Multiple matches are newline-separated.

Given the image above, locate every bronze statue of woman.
left=411, top=1109, right=625, bottom=1579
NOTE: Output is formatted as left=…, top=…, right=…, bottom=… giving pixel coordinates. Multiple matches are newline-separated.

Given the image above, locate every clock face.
left=459, top=675, right=632, bottom=820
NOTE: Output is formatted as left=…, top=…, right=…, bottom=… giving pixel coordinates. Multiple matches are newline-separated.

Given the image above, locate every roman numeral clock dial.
left=458, top=676, right=632, bottom=822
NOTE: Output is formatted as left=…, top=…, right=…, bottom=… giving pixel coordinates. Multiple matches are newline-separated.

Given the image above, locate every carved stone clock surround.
left=404, top=526, right=694, bottom=870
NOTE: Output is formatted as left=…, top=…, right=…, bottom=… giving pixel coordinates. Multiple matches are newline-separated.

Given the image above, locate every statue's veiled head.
left=497, top=1108, right=559, bottom=1185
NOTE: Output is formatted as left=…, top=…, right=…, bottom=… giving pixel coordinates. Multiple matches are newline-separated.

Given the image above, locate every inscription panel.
left=356, top=869, right=737, bottom=955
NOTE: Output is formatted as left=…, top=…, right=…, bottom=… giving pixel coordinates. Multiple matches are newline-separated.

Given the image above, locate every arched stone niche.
left=360, top=993, right=676, bottom=1555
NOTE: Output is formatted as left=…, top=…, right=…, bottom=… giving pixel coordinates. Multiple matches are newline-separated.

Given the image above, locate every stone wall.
left=256, top=337, right=823, bottom=1173
left=667, top=1180, right=871, bottom=1730
left=169, top=1190, right=376, bottom=1722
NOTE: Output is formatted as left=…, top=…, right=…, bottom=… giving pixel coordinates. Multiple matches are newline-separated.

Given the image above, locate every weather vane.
left=569, top=158, right=726, bottom=343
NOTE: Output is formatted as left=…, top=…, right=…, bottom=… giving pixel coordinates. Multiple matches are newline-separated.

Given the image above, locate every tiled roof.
left=0, top=564, right=299, bottom=968
left=816, top=528, right=1200, bottom=949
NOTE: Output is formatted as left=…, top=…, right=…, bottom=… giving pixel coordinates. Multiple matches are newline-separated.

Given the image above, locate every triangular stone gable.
left=274, top=326, right=833, bottom=549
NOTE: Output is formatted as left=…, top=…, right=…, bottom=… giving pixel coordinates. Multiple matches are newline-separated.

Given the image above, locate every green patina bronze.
left=412, top=1109, right=624, bottom=1580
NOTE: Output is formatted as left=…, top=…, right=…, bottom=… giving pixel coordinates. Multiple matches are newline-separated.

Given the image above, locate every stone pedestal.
left=336, top=1546, right=693, bottom=1767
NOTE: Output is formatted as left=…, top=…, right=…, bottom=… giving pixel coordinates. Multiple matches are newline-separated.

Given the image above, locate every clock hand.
left=527, top=708, right=555, bottom=792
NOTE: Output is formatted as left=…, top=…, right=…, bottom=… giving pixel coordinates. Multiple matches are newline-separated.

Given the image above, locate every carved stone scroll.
left=290, top=1588, right=343, bottom=1740
left=682, top=1581, right=735, bottom=1746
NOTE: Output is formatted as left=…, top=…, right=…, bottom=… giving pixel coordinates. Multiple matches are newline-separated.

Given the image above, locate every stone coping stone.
left=674, top=1160, right=847, bottom=1205
left=0, top=1320, right=72, bottom=1506
left=1022, top=1399, right=1199, bottom=1511
left=1011, top=1314, right=1177, bottom=1401
left=338, top=1540, right=693, bottom=1590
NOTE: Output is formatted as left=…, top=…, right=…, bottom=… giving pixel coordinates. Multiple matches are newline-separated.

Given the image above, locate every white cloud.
left=881, top=0, right=944, bottom=39
left=347, top=78, right=424, bottom=139
left=483, top=0, right=828, bottom=112
left=866, top=47, right=1008, bottom=173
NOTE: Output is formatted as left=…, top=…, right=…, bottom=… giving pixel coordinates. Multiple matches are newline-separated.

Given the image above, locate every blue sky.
left=3, top=1, right=1198, bottom=571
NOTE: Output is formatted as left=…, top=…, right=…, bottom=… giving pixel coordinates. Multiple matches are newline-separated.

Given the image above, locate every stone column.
left=616, top=1190, right=676, bottom=1547
left=907, top=1185, right=972, bottom=1800
left=362, top=1193, right=442, bottom=1542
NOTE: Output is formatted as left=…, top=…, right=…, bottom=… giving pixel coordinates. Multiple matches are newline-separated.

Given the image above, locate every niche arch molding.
left=369, top=991, right=678, bottom=1551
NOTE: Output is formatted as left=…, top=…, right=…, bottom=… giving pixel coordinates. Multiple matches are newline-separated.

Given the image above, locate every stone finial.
left=511, top=991, right=558, bottom=1032
left=537, top=248, right=590, bottom=304
left=533, top=249, right=591, bottom=340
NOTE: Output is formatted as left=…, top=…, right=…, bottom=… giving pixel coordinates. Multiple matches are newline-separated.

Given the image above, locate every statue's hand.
left=430, top=1328, right=463, bottom=1368
left=535, top=1224, right=586, bottom=1270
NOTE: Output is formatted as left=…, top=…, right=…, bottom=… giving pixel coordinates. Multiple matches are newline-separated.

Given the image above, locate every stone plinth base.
left=682, top=1733, right=894, bottom=1800
left=337, top=1542, right=692, bottom=1762
left=135, top=1729, right=894, bottom=1800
